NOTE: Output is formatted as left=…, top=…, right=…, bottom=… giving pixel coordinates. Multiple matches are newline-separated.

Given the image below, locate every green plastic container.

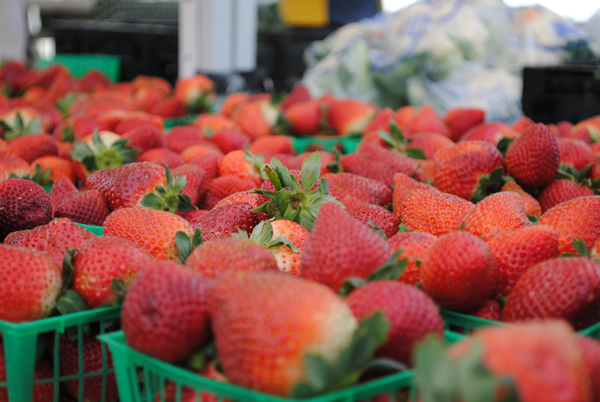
left=291, top=135, right=361, bottom=154
left=38, top=54, right=121, bottom=82
left=164, top=115, right=201, bottom=130
left=101, top=330, right=463, bottom=402
left=0, top=307, right=121, bottom=401
left=75, top=222, right=105, bottom=236
left=43, top=185, right=52, bottom=193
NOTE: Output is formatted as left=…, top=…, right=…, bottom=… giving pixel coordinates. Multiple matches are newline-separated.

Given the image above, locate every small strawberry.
left=54, top=190, right=110, bottom=226
left=121, top=124, right=165, bottom=152
left=6, top=133, right=58, bottom=164
left=322, top=172, right=392, bottom=206
left=0, top=179, right=52, bottom=241
left=279, top=83, right=311, bottom=111
left=181, top=143, right=223, bottom=162
left=538, top=169, right=596, bottom=213
left=103, top=207, right=195, bottom=262
left=189, top=152, right=221, bottom=184
left=468, top=299, right=503, bottom=322
left=444, top=107, right=485, bottom=141
left=4, top=225, right=49, bottom=254
left=107, top=162, right=166, bottom=211
left=165, top=125, right=206, bottom=153
left=78, top=69, right=112, bottom=92
left=86, top=168, right=117, bottom=200
left=459, top=122, right=519, bottom=145
left=0, top=152, right=32, bottom=182
left=341, top=195, right=399, bottom=238
left=138, top=148, right=185, bottom=168
left=284, top=100, right=322, bottom=135
left=500, top=181, right=542, bottom=217
left=211, top=129, right=251, bottom=154
left=197, top=201, right=258, bottom=237
left=218, top=148, right=265, bottom=186
left=172, top=164, right=206, bottom=206
left=387, top=231, right=437, bottom=286
left=231, top=100, right=279, bottom=140
left=420, top=231, right=497, bottom=312
left=407, top=104, right=450, bottom=138
left=150, top=97, right=187, bottom=118
left=557, top=138, right=595, bottom=171
left=407, top=132, right=454, bottom=159
left=193, top=113, right=238, bottom=133
left=31, top=155, right=75, bottom=184
left=327, top=98, right=377, bottom=135
left=202, top=175, right=257, bottom=210
left=174, top=74, right=215, bottom=113
left=249, top=135, right=295, bottom=157
left=122, top=261, right=212, bottom=362
left=512, top=116, right=534, bottom=133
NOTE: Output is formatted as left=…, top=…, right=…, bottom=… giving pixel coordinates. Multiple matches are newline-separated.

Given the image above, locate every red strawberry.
left=573, top=117, right=600, bottom=143
left=468, top=299, right=503, bottom=322
left=214, top=191, right=267, bottom=209
left=0, top=179, right=52, bottom=241
left=505, top=123, right=560, bottom=188
left=132, top=75, right=172, bottom=95
left=327, top=98, right=377, bottom=135
left=279, top=83, right=311, bottom=111
left=420, top=231, right=497, bottom=312
left=197, top=201, right=258, bottom=237
left=220, top=92, right=249, bottom=116
left=138, top=148, right=185, bottom=169
left=0, top=344, right=54, bottom=401
left=557, top=121, right=574, bottom=137
left=564, top=127, right=593, bottom=144
left=500, top=181, right=542, bottom=217
left=7, top=134, right=58, bottom=164
left=346, top=280, right=443, bottom=365
left=122, top=261, right=212, bottom=362
left=177, top=209, right=209, bottom=225
left=103, top=207, right=195, bottom=262
left=114, top=116, right=163, bottom=135
left=459, top=191, right=532, bottom=242
left=0, top=245, right=61, bottom=322
left=363, top=107, right=397, bottom=137
left=193, top=113, right=238, bottom=134
left=0, top=153, right=31, bottom=181
left=202, top=175, right=257, bottom=210
left=504, top=257, right=600, bottom=330
left=153, top=366, right=228, bottom=402
left=181, top=143, right=223, bottom=162
left=49, top=177, right=79, bottom=214
left=300, top=202, right=393, bottom=291
left=341, top=195, right=399, bottom=238
left=86, top=168, right=117, bottom=200
left=401, top=189, right=474, bottom=236
left=284, top=100, right=322, bottom=135
left=211, top=129, right=251, bottom=154
left=31, top=155, right=75, bottom=184
left=172, top=164, right=206, bottom=206
left=407, top=104, right=450, bottom=138
left=174, top=74, right=215, bottom=113
left=391, top=172, right=435, bottom=218
left=249, top=135, right=295, bottom=157
left=487, top=225, right=559, bottom=297
left=321, top=172, right=392, bottom=206
left=512, top=116, right=534, bottom=133
left=387, top=231, right=437, bottom=286
left=218, top=149, right=264, bottom=186
left=434, top=140, right=505, bottom=200
left=106, top=162, right=166, bottom=210
left=459, top=122, right=519, bottom=145
left=4, top=225, right=49, bottom=254
left=231, top=101, right=279, bottom=140
left=149, top=97, right=187, bottom=118
left=189, top=152, right=221, bottom=184
left=121, top=124, right=165, bottom=152
left=539, top=179, right=595, bottom=213
left=444, top=108, right=485, bottom=141
left=407, top=132, right=454, bottom=159
left=557, top=138, right=595, bottom=171
left=78, top=70, right=112, bottom=91
left=537, top=196, right=600, bottom=254
left=45, top=218, right=96, bottom=264
left=55, top=115, right=101, bottom=142
left=269, top=219, right=309, bottom=276
left=165, top=125, right=206, bottom=153
left=58, top=142, right=73, bottom=162
left=54, top=189, right=110, bottom=226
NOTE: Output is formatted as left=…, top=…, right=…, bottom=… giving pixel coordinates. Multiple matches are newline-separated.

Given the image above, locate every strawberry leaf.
left=55, top=289, right=90, bottom=316
left=527, top=214, right=539, bottom=224
left=61, top=248, right=77, bottom=293
left=572, top=236, right=590, bottom=258
left=300, top=152, right=321, bottom=193
left=275, top=188, right=291, bottom=216
left=111, top=278, right=128, bottom=297
left=496, top=137, right=514, bottom=158
left=405, top=148, right=426, bottom=160
left=25, top=117, right=41, bottom=135
left=176, top=231, right=193, bottom=263
left=14, top=112, right=23, bottom=135
left=141, top=193, right=164, bottom=209
left=397, top=224, right=410, bottom=233
left=367, top=219, right=388, bottom=240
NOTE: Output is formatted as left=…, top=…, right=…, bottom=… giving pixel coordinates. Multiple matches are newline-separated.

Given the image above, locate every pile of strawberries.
left=3, top=59, right=600, bottom=401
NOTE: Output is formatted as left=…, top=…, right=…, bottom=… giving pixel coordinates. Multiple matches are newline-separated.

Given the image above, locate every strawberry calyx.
left=175, top=228, right=204, bottom=263
left=243, top=145, right=267, bottom=180
left=290, top=312, right=394, bottom=398
left=141, top=165, right=197, bottom=213
left=9, top=164, right=53, bottom=186
left=471, top=166, right=511, bottom=203
left=378, top=120, right=426, bottom=160
left=561, top=237, right=600, bottom=262
left=71, top=129, right=138, bottom=171
left=188, top=91, right=214, bottom=114
left=251, top=152, right=340, bottom=231
left=496, top=137, right=515, bottom=158
left=231, top=220, right=299, bottom=252
left=56, top=93, right=77, bottom=117
left=0, top=112, right=42, bottom=140
left=414, top=335, right=519, bottom=402
left=556, top=163, right=600, bottom=193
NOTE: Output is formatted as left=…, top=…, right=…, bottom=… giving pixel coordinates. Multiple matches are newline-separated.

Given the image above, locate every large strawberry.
left=218, top=147, right=265, bottom=186
left=321, top=172, right=392, bottom=206
left=340, top=195, right=399, bottom=238
left=54, top=190, right=110, bottom=226
left=500, top=181, right=542, bottom=217
left=122, top=261, right=212, bottom=362
left=387, top=231, right=437, bottom=286
left=327, top=98, right=376, bottom=135
left=557, top=138, right=595, bottom=171
left=7, top=133, right=58, bottom=164
left=0, top=178, right=52, bottom=241
left=197, top=201, right=259, bottom=238
left=284, top=100, right=323, bottom=135
left=103, top=207, right=195, bottom=262
left=0, top=245, right=62, bottom=322
left=106, top=162, right=166, bottom=210
left=538, top=172, right=596, bottom=213
left=504, top=257, right=600, bottom=330
left=444, top=107, right=485, bottom=141
left=392, top=173, right=435, bottom=219
left=420, top=231, right=497, bottom=312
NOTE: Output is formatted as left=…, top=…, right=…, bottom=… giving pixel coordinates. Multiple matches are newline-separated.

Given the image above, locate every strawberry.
left=387, top=231, right=437, bottom=286
left=132, top=75, right=172, bottom=96
left=106, top=162, right=166, bottom=210
left=487, top=225, right=559, bottom=297
left=78, top=70, right=112, bottom=92
left=444, top=107, right=485, bottom=141
left=346, top=280, right=443, bottom=365
left=505, top=123, right=560, bottom=188
left=268, top=219, right=309, bottom=275
left=327, top=98, right=377, bottom=135
left=279, top=83, right=311, bottom=111
left=407, top=132, right=454, bottom=159
left=459, top=122, right=519, bottom=145
left=0, top=245, right=62, bottom=322
left=122, top=261, right=212, bottom=362
left=341, top=195, right=399, bottom=238
left=249, top=135, right=295, bottom=157
left=202, top=175, right=257, bottom=210
left=564, top=127, right=593, bottom=144
left=231, top=100, right=279, bottom=140
left=434, top=140, right=505, bottom=201
left=322, top=172, right=392, bottom=206
left=401, top=189, right=474, bottom=236
left=172, top=164, right=206, bottom=206
left=537, top=196, right=600, bottom=254
left=182, top=144, right=223, bottom=162
left=189, top=152, right=221, bottom=184
left=218, top=148, right=265, bottom=186
left=573, top=117, right=600, bottom=143
left=391, top=173, right=435, bottom=219
left=138, top=148, right=185, bottom=168
left=0, top=108, right=42, bottom=139
left=504, top=257, right=600, bottom=330
left=121, top=124, right=165, bottom=152
left=103, top=207, right=195, bottom=262
left=114, top=115, right=163, bottom=135
left=284, top=100, right=322, bottom=134
left=0, top=344, right=54, bottom=401
left=538, top=178, right=595, bottom=213
left=4, top=225, right=49, bottom=254
left=557, top=138, right=595, bottom=171
left=174, top=74, right=215, bottom=113
left=58, top=142, right=73, bottom=161
left=53, top=333, right=118, bottom=402
left=7, top=133, right=58, bottom=164
left=500, top=181, right=542, bottom=217
left=363, top=108, right=397, bottom=137
left=0, top=152, right=32, bottom=181
left=150, top=97, right=187, bottom=118
left=197, top=201, right=258, bottom=237
left=298, top=151, right=336, bottom=176
left=0, top=179, right=52, bottom=241
left=193, top=113, right=238, bottom=133
left=420, top=231, right=497, bottom=312
left=214, top=191, right=267, bottom=209
left=54, top=190, right=110, bottom=226
left=31, top=155, right=75, bottom=184
left=512, top=116, right=535, bottom=133
left=300, top=202, right=393, bottom=291
left=557, top=121, right=575, bottom=137
left=468, top=299, right=503, bottom=322
left=220, top=92, right=249, bottom=116
left=407, top=104, right=450, bottom=138
left=165, top=125, right=206, bottom=153
left=458, top=191, right=531, bottom=242
left=86, top=168, right=117, bottom=200
left=30, top=103, right=62, bottom=132
left=55, top=115, right=101, bottom=143
left=211, top=129, right=251, bottom=154
left=177, top=209, right=209, bottom=225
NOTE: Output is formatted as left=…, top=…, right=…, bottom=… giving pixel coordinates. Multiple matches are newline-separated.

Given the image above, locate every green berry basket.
left=38, top=54, right=121, bottom=82
left=290, top=135, right=361, bottom=154
left=0, top=307, right=121, bottom=401
left=164, top=115, right=202, bottom=130
left=100, top=330, right=464, bottom=402
left=74, top=222, right=105, bottom=236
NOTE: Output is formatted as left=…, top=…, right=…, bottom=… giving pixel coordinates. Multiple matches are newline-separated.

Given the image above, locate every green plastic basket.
left=164, top=115, right=201, bottom=130
left=38, top=54, right=121, bottom=82
left=75, top=222, right=105, bottom=236
left=100, top=330, right=463, bottom=402
left=291, top=135, right=361, bottom=154
left=0, top=307, right=121, bottom=401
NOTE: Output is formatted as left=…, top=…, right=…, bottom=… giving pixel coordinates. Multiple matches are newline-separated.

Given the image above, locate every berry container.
left=38, top=54, right=121, bottom=82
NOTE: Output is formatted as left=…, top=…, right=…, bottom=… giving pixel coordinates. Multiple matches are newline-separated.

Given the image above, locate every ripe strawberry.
left=284, top=100, right=322, bottom=135
left=557, top=138, right=595, bottom=171
left=54, top=334, right=118, bottom=402
left=55, top=115, right=101, bottom=143
left=54, top=189, right=110, bottom=226
left=249, top=135, right=295, bottom=157
left=539, top=179, right=595, bottom=213
left=459, top=191, right=531, bottom=242
left=197, top=201, right=259, bottom=237
left=31, top=155, right=75, bottom=184
left=78, top=69, right=112, bottom=91
left=327, top=98, right=377, bottom=135
left=172, top=164, right=206, bottom=206
left=391, top=172, right=435, bottom=218
left=4, top=225, right=49, bottom=254
left=86, top=168, right=116, bottom=199
left=153, top=365, right=228, bottom=402
left=341, top=195, right=399, bottom=238
left=407, top=132, right=454, bottom=159
left=165, top=125, right=206, bottom=153
left=189, top=152, right=221, bottom=184
left=106, top=162, right=166, bottom=210
left=181, top=143, right=223, bottom=162
left=468, top=299, right=503, bottom=321
left=220, top=92, right=249, bottom=116
left=193, top=113, right=238, bottom=134
left=401, top=189, right=474, bottom=236
left=103, top=207, right=195, bottom=262
left=0, top=245, right=62, bottom=322
left=556, top=121, right=574, bottom=137
left=0, top=344, right=54, bottom=401
left=500, top=181, right=542, bottom=217
left=269, top=219, right=309, bottom=275
left=279, top=83, right=311, bottom=111
left=57, top=142, right=74, bottom=162
left=505, top=123, right=560, bottom=188
left=407, top=104, right=450, bottom=138
left=459, top=122, right=519, bottom=145
left=0, top=152, right=32, bottom=181
left=564, top=127, right=593, bottom=144
left=487, top=225, right=559, bottom=297
left=504, top=257, right=600, bottom=330
left=434, top=140, right=505, bottom=200
left=444, top=107, right=485, bottom=141
left=150, top=97, right=187, bottom=118
left=132, top=75, right=172, bottom=96
left=300, top=202, right=393, bottom=291
left=121, top=124, right=165, bottom=153
left=174, top=74, right=215, bottom=113
left=177, top=209, right=209, bottom=225
left=211, top=129, right=250, bottom=154
left=122, top=261, right=212, bottom=362
left=7, top=133, right=58, bottom=164
left=214, top=191, right=267, bottom=209
left=420, top=231, right=497, bottom=312
left=138, top=148, right=184, bottom=169
left=322, top=172, right=392, bottom=206
left=202, top=175, right=257, bottom=210
left=573, top=117, right=600, bottom=143
left=512, top=116, right=535, bottom=133
left=30, top=103, right=62, bottom=133
left=363, top=107, right=397, bottom=137
left=207, top=271, right=359, bottom=397
left=231, top=101, right=279, bottom=140
left=387, top=231, right=437, bottom=286
left=346, top=280, right=443, bottom=365
left=114, top=116, right=163, bottom=135
left=218, top=149, right=264, bottom=186
left=537, top=196, right=600, bottom=254
left=0, top=179, right=52, bottom=241
left=576, top=336, right=600, bottom=402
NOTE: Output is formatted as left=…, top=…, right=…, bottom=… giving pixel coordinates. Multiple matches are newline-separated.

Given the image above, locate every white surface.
left=0, top=0, right=27, bottom=60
